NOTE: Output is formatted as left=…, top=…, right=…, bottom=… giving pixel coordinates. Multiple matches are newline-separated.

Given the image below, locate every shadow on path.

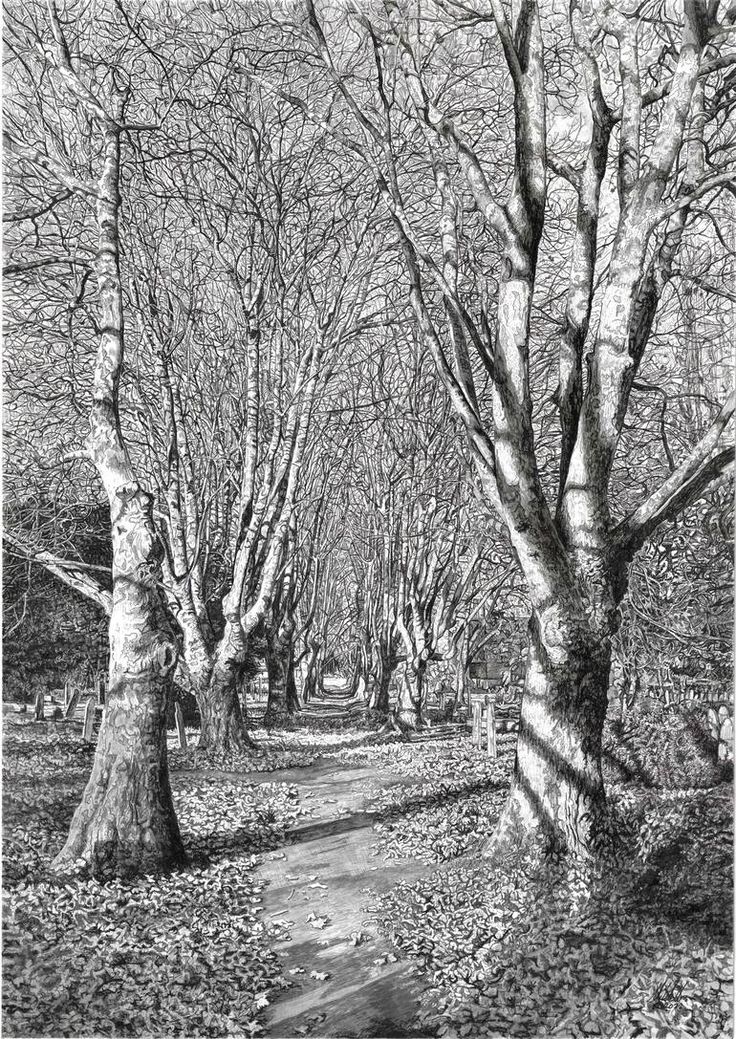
left=251, top=762, right=438, bottom=1038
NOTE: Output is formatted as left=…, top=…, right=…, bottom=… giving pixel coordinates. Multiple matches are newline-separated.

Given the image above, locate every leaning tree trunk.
left=54, top=488, right=186, bottom=878
left=488, top=614, right=613, bottom=860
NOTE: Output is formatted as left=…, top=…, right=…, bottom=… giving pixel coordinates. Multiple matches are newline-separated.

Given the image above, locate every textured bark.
left=395, top=664, right=424, bottom=730
left=264, top=630, right=300, bottom=726
left=366, top=646, right=397, bottom=715
left=47, top=72, right=185, bottom=877
left=54, top=490, right=186, bottom=877
left=489, top=615, right=613, bottom=860
left=193, top=626, right=255, bottom=753
left=301, top=640, right=323, bottom=704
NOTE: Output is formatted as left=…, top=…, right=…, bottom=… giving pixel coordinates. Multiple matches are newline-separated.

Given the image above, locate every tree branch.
left=615, top=390, right=735, bottom=557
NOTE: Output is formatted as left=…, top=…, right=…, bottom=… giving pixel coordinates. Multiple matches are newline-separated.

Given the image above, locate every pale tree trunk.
left=301, top=640, right=323, bottom=704
left=55, top=487, right=186, bottom=877
left=49, top=81, right=184, bottom=875
left=356, top=0, right=731, bottom=863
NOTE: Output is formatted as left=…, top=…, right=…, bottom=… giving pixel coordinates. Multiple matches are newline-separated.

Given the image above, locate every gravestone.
left=82, top=698, right=95, bottom=742
left=64, top=688, right=82, bottom=720
left=34, top=690, right=45, bottom=722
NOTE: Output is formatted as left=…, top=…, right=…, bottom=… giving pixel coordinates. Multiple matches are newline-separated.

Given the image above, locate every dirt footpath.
left=254, top=762, right=435, bottom=1038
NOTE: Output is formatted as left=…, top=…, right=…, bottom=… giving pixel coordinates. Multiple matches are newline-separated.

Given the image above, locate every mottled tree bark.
left=186, top=622, right=255, bottom=753
left=52, top=102, right=185, bottom=876
left=395, top=662, right=425, bottom=730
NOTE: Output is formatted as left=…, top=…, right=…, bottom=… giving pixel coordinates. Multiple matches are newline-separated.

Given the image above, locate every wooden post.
left=34, top=690, right=45, bottom=722
left=174, top=702, right=188, bottom=750
left=64, top=688, right=82, bottom=720
left=485, top=698, right=497, bottom=759
left=472, top=700, right=482, bottom=747
left=82, top=698, right=95, bottom=742
left=98, top=673, right=106, bottom=706
left=63, top=681, right=70, bottom=708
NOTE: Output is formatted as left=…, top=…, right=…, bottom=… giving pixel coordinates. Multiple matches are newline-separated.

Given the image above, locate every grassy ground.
left=2, top=713, right=733, bottom=1038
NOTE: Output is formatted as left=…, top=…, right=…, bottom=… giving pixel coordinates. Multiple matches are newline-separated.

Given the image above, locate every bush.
left=603, top=704, right=723, bottom=789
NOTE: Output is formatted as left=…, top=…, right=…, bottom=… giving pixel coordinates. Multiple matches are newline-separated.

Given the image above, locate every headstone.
left=720, top=718, right=733, bottom=759
left=174, top=702, right=188, bottom=750
left=64, top=688, right=82, bottom=720
left=707, top=707, right=719, bottom=738
left=64, top=681, right=70, bottom=708
left=98, top=675, right=106, bottom=706
left=82, top=698, right=95, bottom=742
left=34, top=690, right=45, bottom=722
left=718, top=705, right=730, bottom=724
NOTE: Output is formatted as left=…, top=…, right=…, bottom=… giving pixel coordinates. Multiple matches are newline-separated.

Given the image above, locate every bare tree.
left=4, top=0, right=188, bottom=876
left=298, top=0, right=735, bottom=858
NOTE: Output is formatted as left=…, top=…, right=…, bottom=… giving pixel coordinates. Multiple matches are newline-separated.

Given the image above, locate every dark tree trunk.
left=488, top=615, right=613, bottom=860
left=367, top=648, right=397, bottom=715
left=264, top=634, right=300, bottom=726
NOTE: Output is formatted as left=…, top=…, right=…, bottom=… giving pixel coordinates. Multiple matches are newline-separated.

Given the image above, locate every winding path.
left=254, top=759, right=434, bottom=1038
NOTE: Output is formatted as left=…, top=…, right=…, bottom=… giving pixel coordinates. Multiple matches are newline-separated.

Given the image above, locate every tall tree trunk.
left=488, top=614, right=613, bottom=860
left=52, top=110, right=185, bottom=878
left=367, top=648, right=396, bottom=715
left=453, top=627, right=470, bottom=711
left=264, top=626, right=300, bottom=726
left=301, top=639, right=324, bottom=704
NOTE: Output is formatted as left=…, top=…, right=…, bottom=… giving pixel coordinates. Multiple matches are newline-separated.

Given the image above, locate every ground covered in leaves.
left=375, top=781, right=733, bottom=1039
left=2, top=717, right=309, bottom=1037
left=3, top=713, right=733, bottom=1039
